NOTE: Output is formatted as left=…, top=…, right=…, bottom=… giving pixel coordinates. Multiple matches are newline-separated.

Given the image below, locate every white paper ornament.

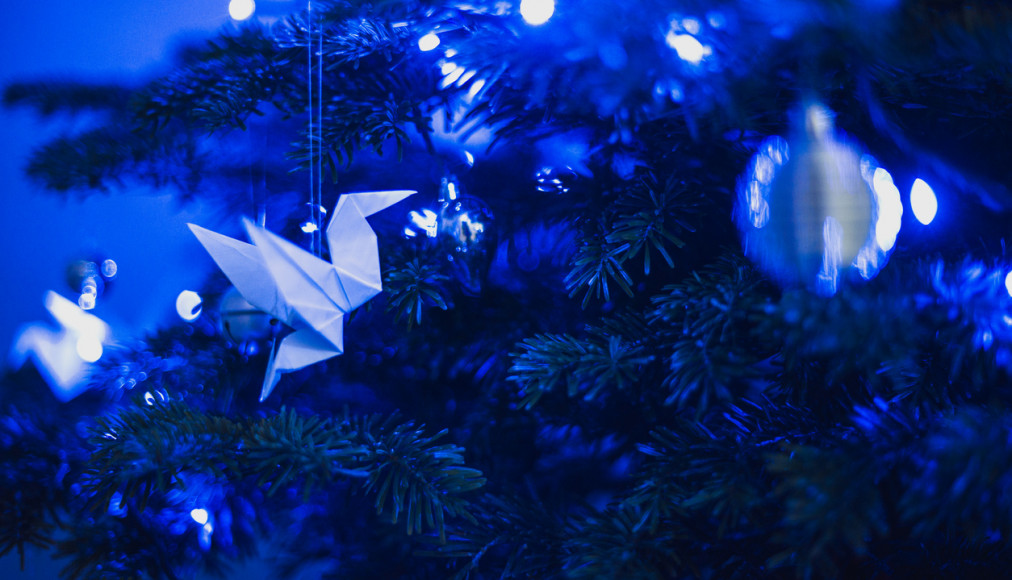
left=735, top=100, right=898, bottom=295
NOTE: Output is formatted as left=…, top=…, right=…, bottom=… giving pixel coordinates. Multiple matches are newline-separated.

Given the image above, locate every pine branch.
left=649, top=254, right=776, bottom=413
left=83, top=402, right=484, bottom=545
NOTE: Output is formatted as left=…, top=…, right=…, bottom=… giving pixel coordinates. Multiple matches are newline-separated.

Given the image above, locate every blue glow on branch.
left=520, top=0, right=555, bottom=25
left=190, top=508, right=209, bottom=525
left=910, top=178, right=937, bottom=225
left=228, top=0, right=255, bottom=21
left=418, top=32, right=440, bottom=52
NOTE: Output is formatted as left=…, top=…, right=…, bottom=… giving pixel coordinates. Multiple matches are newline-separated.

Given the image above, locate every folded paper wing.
left=188, top=190, right=415, bottom=401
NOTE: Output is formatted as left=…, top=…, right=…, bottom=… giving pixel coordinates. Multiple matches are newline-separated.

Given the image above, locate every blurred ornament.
left=9, top=291, right=111, bottom=402
left=735, top=99, right=896, bottom=295
left=218, top=286, right=275, bottom=347
left=176, top=290, right=204, bottom=322
left=535, top=166, right=578, bottom=195
left=437, top=177, right=496, bottom=296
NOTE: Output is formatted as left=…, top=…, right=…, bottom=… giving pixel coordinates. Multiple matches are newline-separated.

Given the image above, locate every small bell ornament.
left=437, top=176, right=496, bottom=296
left=734, top=99, right=900, bottom=295
left=218, top=286, right=276, bottom=355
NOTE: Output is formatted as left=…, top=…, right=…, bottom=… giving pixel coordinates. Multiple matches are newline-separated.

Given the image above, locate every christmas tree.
left=4, top=0, right=1012, bottom=578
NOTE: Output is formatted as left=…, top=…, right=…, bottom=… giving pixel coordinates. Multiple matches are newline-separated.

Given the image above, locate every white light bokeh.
left=175, top=290, right=203, bottom=322
left=228, top=0, right=255, bottom=21
left=75, top=336, right=103, bottom=363
left=520, top=0, right=555, bottom=25
left=666, top=32, right=708, bottom=64
left=1006, top=270, right=1012, bottom=297
left=872, top=168, right=902, bottom=252
left=190, top=508, right=209, bottom=525
left=418, top=32, right=440, bottom=52
left=910, top=178, right=937, bottom=225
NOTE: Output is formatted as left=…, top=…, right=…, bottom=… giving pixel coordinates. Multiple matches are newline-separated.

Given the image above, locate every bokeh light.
left=520, top=0, right=555, bottom=25
left=872, top=168, right=902, bottom=252
left=418, top=32, right=440, bottom=52
left=407, top=209, right=439, bottom=238
left=75, top=337, right=103, bottom=363
left=910, top=178, right=937, bottom=225
left=190, top=508, right=209, bottom=525
left=175, top=290, right=203, bottom=322
left=228, top=0, right=255, bottom=21
left=78, top=293, right=96, bottom=310
left=1006, top=270, right=1012, bottom=297
left=666, top=33, right=706, bottom=64
left=101, top=258, right=118, bottom=278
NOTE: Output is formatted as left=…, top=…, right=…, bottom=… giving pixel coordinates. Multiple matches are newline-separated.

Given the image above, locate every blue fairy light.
left=1006, top=270, right=1012, bottom=297
left=910, top=178, right=937, bottom=225
left=520, top=0, right=555, bottom=25
left=418, top=32, right=440, bottom=52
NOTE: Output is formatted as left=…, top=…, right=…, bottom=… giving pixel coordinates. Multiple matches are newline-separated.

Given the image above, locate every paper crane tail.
left=259, top=325, right=344, bottom=401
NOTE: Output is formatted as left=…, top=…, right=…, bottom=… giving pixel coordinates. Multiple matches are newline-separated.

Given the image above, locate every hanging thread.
left=308, top=1, right=324, bottom=256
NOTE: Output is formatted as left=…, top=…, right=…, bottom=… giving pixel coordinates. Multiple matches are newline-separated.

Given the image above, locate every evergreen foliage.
left=4, top=0, right=1012, bottom=578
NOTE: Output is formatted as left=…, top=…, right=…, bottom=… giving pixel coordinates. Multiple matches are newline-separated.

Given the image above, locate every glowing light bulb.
left=1006, top=271, right=1012, bottom=297
left=666, top=32, right=707, bottom=64
left=520, top=0, right=555, bottom=25
left=76, top=337, right=103, bottom=363
left=175, top=290, right=203, bottom=322
left=228, top=0, right=255, bottom=20
left=872, top=168, right=903, bottom=252
left=190, top=508, right=209, bottom=525
left=418, top=32, right=440, bottom=52
left=910, top=178, right=937, bottom=225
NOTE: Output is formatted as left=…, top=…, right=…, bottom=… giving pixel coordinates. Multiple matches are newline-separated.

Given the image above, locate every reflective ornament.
left=438, top=178, right=496, bottom=296
left=218, top=286, right=275, bottom=348
left=535, top=166, right=578, bottom=195
left=735, top=100, right=895, bottom=295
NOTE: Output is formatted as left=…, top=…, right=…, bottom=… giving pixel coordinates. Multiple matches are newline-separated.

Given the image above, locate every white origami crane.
left=188, top=190, right=415, bottom=401
left=9, top=291, right=111, bottom=402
